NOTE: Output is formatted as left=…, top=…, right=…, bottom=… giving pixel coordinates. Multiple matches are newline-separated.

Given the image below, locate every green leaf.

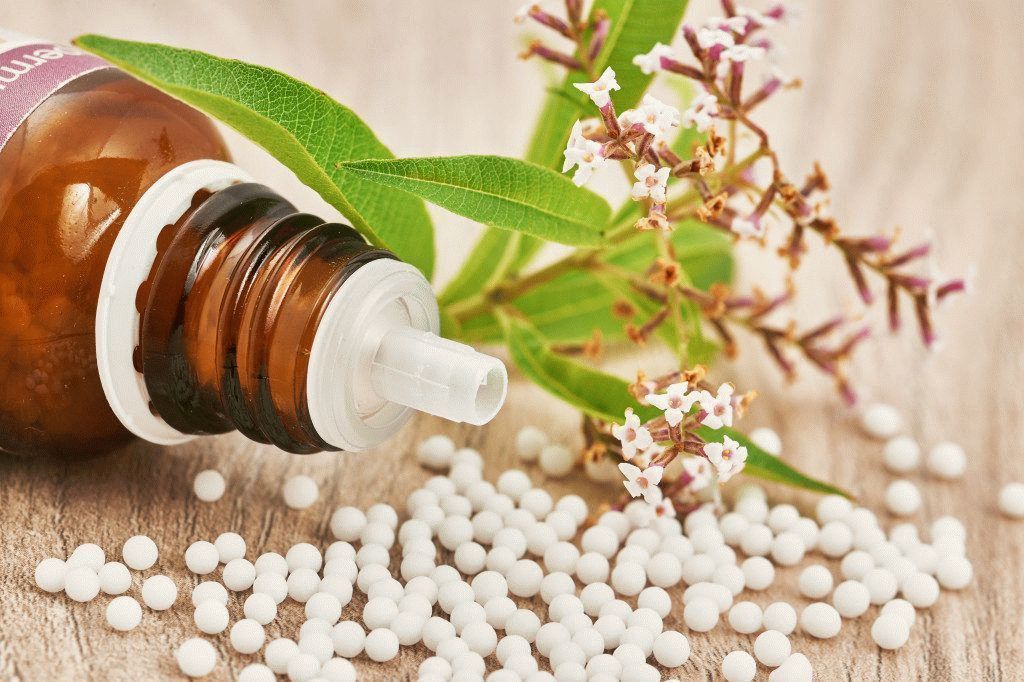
left=74, top=34, right=436, bottom=277
left=439, top=229, right=523, bottom=305
left=696, top=426, right=853, bottom=498
left=500, top=312, right=851, bottom=497
left=336, top=156, right=610, bottom=247
left=455, top=220, right=732, bottom=344
left=443, top=0, right=690, bottom=303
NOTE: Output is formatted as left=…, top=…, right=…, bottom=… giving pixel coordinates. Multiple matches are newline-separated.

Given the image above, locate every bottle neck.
left=96, top=160, right=507, bottom=453
left=138, top=180, right=393, bottom=453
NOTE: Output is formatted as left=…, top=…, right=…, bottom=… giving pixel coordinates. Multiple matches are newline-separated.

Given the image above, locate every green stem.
left=446, top=250, right=599, bottom=321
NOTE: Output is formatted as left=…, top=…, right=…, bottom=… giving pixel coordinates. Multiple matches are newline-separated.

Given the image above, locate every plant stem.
left=656, top=230, right=690, bottom=363
left=446, top=250, right=599, bottom=321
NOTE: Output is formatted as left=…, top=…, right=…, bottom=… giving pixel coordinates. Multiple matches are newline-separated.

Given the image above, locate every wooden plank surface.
left=1, top=1, right=1022, bottom=679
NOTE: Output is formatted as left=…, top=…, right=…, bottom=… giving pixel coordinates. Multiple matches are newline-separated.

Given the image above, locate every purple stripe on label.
left=0, top=42, right=111, bottom=150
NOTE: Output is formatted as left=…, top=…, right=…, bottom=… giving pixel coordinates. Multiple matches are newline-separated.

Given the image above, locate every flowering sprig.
left=589, top=366, right=756, bottom=516
left=561, top=65, right=710, bottom=232
left=653, top=2, right=967, bottom=351
left=442, top=2, right=970, bottom=505
left=539, top=0, right=968, bottom=403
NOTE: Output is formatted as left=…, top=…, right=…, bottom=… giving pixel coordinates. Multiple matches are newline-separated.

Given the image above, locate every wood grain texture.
left=1, top=1, right=1022, bottom=679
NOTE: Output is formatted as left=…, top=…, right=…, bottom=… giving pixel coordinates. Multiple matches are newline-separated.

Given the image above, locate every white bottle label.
left=0, top=33, right=111, bottom=151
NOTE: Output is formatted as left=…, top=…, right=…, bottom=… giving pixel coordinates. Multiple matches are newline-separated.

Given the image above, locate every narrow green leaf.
left=439, top=230, right=523, bottom=305
left=75, top=34, right=436, bottom=277
left=444, top=0, right=690, bottom=302
left=454, top=221, right=732, bottom=344
left=696, top=426, right=853, bottom=498
left=500, top=312, right=850, bottom=497
left=337, top=156, right=610, bottom=247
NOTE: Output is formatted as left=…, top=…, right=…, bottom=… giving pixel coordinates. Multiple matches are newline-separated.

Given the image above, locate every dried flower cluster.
left=514, top=0, right=969, bottom=510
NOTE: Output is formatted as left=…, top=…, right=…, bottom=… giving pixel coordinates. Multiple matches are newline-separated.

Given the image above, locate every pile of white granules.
left=32, top=402, right=1018, bottom=681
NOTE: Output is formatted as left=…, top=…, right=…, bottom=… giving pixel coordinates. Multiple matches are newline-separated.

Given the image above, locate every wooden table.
left=1, top=1, right=1021, bottom=679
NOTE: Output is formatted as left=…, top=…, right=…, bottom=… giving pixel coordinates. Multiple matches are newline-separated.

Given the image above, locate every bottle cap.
left=307, top=258, right=507, bottom=451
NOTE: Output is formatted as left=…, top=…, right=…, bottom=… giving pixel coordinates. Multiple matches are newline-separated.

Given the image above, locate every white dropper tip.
left=370, top=326, right=507, bottom=425
left=307, top=259, right=509, bottom=451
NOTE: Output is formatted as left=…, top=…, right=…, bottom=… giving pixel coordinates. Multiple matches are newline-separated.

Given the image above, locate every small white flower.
left=634, top=94, right=681, bottom=139
left=611, top=408, right=654, bottom=460
left=703, top=435, right=748, bottom=482
left=721, top=43, right=767, bottom=63
left=653, top=497, right=676, bottom=518
left=699, top=383, right=735, bottom=429
left=636, top=442, right=666, bottom=468
left=562, top=120, right=606, bottom=186
left=645, top=382, right=701, bottom=426
left=682, top=92, right=719, bottom=132
left=697, top=27, right=736, bottom=50
left=730, top=216, right=765, bottom=239
left=632, top=42, right=675, bottom=75
left=682, top=456, right=713, bottom=492
left=631, top=164, right=671, bottom=204
left=618, top=462, right=665, bottom=503
left=573, top=67, right=620, bottom=108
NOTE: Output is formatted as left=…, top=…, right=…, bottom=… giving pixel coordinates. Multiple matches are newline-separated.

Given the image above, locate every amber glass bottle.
left=0, top=37, right=505, bottom=458
left=0, top=68, right=230, bottom=456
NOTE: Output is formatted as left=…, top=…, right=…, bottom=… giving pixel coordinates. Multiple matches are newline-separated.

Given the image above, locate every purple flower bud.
left=766, top=3, right=791, bottom=23
left=843, top=235, right=892, bottom=253
left=525, top=42, right=584, bottom=71
left=887, top=283, right=901, bottom=332
left=527, top=7, right=573, bottom=38
left=745, top=78, right=782, bottom=110
left=889, top=273, right=931, bottom=292
left=934, top=278, right=966, bottom=301
left=844, top=256, right=874, bottom=304
left=660, top=56, right=704, bottom=80
left=913, top=295, right=937, bottom=347
left=837, top=379, right=858, bottom=406
left=799, top=315, right=845, bottom=342
left=836, top=326, right=871, bottom=356
left=682, top=25, right=703, bottom=59
left=885, top=241, right=931, bottom=267
left=588, top=17, right=610, bottom=62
